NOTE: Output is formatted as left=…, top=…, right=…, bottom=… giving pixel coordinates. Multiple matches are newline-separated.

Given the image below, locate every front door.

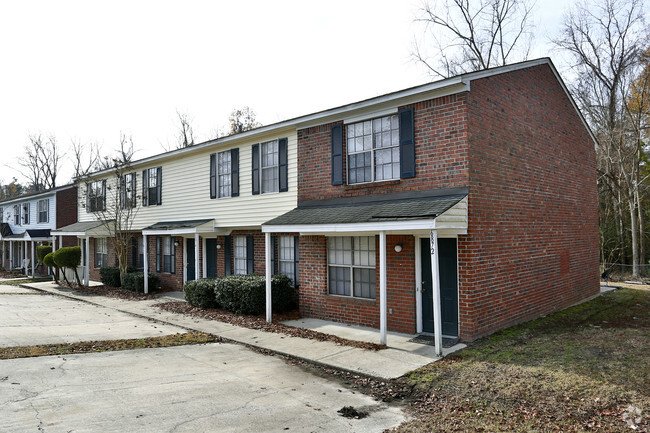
left=186, top=238, right=195, bottom=281
left=420, top=237, right=458, bottom=337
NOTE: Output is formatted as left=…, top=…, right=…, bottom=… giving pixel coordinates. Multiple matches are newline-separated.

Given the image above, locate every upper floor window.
left=252, top=138, right=288, bottom=195
left=38, top=199, right=49, bottom=223
left=327, top=236, right=376, bottom=299
left=143, top=167, right=162, bottom=206
left=0, top=207, right=3, bottom=223
left=210, top=149, right=239, bottom=199
left=21, top=203, right=30, bottom=225
left=120, top=172, right=136, bottom=209
left=87, top=180, right=106, bottom=212
left=13, top=205, right=19, bottom=225
left=347, top=114, right=400, bottom=184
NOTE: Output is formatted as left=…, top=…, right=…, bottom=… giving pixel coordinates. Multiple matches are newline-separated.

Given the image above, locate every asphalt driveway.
left=0, top=286, right=405, bottom=432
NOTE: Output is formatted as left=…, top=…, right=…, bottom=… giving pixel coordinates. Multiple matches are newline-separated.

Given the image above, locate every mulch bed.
left=51, top=282, right=162, bottom=301
left=156, top=302, right=387, bottom=351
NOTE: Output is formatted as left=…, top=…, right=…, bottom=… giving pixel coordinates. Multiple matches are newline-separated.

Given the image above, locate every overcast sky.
left=1, top=0, right=572, bottom=186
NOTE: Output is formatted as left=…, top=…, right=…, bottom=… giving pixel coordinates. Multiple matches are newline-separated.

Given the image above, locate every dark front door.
left=206, top=239, right=217, bottom=278
left=186, top=238, right=195, bottom=281
left=420, top=237, right=458, bottom=337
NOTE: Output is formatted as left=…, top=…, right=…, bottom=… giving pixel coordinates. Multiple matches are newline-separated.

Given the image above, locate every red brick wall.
left=298, top=234, right=416, bottom=334
left=297, top=94, right=470, bottom=202
left=459, top=63, right=599, bottom=340
left=55, top=186, right=78, bottom=229
left=88, top=237, right=119, bottom=282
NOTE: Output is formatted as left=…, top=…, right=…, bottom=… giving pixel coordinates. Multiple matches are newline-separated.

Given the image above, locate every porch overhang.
left=141, top=219, right=223, bottom=236
left=51, top=221, right=113, bottom=238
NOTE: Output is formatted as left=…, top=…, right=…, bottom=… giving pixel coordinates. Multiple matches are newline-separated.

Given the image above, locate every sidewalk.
left=20, top=281, right=446, bottom=380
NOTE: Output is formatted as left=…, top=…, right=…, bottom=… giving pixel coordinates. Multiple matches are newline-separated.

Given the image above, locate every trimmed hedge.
left=123, top=272, right=160, bottom=293
left=184, top=279, right=219, bottom=309
left=43, top=252, right=56, bottom=268
left=100, top=266, right=122, bottom=287
left=36, top=246, right=52, bottom=264
left=214, top=274, right=296, bottom=315
left=53, top=246, right=81, bottom=268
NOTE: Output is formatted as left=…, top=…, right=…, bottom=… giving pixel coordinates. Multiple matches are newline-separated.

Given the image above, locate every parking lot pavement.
left=0, top=285, right=186, bottom=347
left=0, top=343, right=405, bottom=433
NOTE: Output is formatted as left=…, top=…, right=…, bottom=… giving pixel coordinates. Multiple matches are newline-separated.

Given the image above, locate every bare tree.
left=18, top=134, right=62, bottom=191
left=176, top=110, right=195, bottom=148
left=71, top=140, right=101, bottom=179
left=413, top=0, right=535, bottom=78
left=228, top=106, right=261, bottom=135
left=554, top=0, right=648, bottom=276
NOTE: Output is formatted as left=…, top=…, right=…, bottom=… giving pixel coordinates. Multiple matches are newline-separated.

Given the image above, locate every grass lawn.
left=396, top=287, right=650, bottom=432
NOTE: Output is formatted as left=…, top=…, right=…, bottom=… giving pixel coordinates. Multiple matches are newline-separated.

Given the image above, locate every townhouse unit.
left=0, top=184, right=78, bottom=274
left=55, top=58, right=598, bottom=349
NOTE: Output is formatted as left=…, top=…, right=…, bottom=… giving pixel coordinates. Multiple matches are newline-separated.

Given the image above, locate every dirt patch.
left=51, top=282, right=165, bottom=301
left=156, top=302, right=386, bottom=351
left=338, top=406, right=369, bottom=419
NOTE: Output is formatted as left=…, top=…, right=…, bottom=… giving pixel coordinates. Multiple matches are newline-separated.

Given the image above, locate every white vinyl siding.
left=76, top=130, right=298, bottom=229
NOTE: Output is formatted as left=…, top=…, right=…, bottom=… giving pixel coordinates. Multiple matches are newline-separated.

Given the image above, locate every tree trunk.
left=636, top=176, right=645, bottom=276
left=628, top=192, right=640, bottom=278
left=616, top=191, right=626, bottom=264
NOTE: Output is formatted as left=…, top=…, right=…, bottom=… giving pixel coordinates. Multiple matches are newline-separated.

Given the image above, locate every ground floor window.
left=233, top=236, right=247, bottom=275
left=327, top=236, right=376, bottom=299
left=156, top=236, right=176, bottom=274
left=95, top=238, right=108, bottom=268
left=278, top=235, right=297, bottom=285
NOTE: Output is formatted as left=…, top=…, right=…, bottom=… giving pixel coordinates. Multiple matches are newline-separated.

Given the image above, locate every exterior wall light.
left=394, top=243, right=403, bottom=253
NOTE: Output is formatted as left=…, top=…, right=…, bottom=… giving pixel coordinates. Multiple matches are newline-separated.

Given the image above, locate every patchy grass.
left=0, top=332, right=219, bottom=360
left=395, top=288, right=650, bottom=433
left=0, top=278, right=50, bottom=286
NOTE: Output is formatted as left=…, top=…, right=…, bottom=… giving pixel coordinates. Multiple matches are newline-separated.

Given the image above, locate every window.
left=219, top=151, right=232, bottom=197
left=95, top=238, right=108, bottom=268
left=328, top=236, right=376, bottom=299
left=261, top=140, right=279, bottom=194
left=233, top=236, right=247, bottom=275
left=22, top=203, right=30, bottom=225
left=120, top=172, right=136, bottom=209
left=210, top=149, right=239, bottom=199
left=87, top=180, right=106, bottom=212
left=156, top=236, right=175, bottom=274
left=347, top=114, right=400, bottom=184
left=13, top=205, right=20, bottom=225
left=0, top=207, right=3, bottom=223
left=143, top=167, right=162, bottom=206
left=38, top=199, right=49, bottom=223
left=278, top=236, right=297, bottom=285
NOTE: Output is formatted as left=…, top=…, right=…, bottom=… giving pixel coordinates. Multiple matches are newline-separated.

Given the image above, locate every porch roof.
left=0, top=223, right=13, bottom=238
left=51, top=220, right=109, bottom=237
left=141, top=219, right=218, bottom=236
left=263, top=187, right=468, bottom=233
left=25, top=229, right=51, bottom=240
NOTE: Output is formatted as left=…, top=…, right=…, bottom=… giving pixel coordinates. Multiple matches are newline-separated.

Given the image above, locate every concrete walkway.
left=21, top=281, right=445, bottom=380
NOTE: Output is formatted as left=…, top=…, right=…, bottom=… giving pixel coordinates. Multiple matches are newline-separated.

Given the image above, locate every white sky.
left=0, top=0, right=570, bottom=185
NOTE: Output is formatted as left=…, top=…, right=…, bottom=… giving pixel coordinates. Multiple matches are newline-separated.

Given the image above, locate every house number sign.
left=429, top=230, right=436, bottom=255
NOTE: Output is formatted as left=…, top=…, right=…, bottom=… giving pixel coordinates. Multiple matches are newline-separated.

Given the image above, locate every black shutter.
left=209, top=153, right=216, bottom=199
left=231, top=148, right=239, bottom=197
left=270, top=235, right=276, bottom=275
left=86, top=183, right=91, bottom=213
left=331, top=124, right=343, bottom=185
left=246, top=235, right=254, bottom=274
left=224, top=235, right=232, bottom=276
left=156, top=167, right=162, bottom=205
left=131, top=173, right=137, bottom=207
left=399, top=107, right=416, bottom=178
left=142, top=170, right=149, bottom=207
left=131, top=237, right=137, bottom=268
left=101, top=180, right=106, bottom=211
left=293, top=235, right=300, bottom=287
left=278, top=138, right=288, bottom=192
left=120, top=176, right=126, bottom=209
left=170, top=236, right=175, bottom=274
left=251, top=144, right=260, bottom=195
left=155, top=236, right=161, bottom=272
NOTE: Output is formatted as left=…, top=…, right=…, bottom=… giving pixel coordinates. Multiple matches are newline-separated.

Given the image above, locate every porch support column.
left=84, top=236, right=90, bottom=286
left=23, top=240, right=27, bottom=274
left=31, top=241, right=35, bottom=277
left=430, top=230, right=443, bottom=357
left=9, top=241, right=13, bottom=269
left=201, top=237, right=207, bottom=280
left=265, top=232, right=272, bottom=323
left=194, top=233, right=200, bottom=280
left=143, top=234, right=149, bottom=294
left=379, top=231, right=387, bottom=346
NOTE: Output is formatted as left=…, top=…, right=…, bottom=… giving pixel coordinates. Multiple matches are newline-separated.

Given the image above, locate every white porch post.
left=194, top=233, right=200, bottom=280
left=84, top=236, right=90, bottom=286
left=143, top=234, right=149, bottom=294
left=30, top=241, right=35, bottom=276
left=23, top=240, right=27, bottom=273
left=9, top=241, right=13, bottom=269
left=379, top=231, right=387, bottom=345
left=201, top=237, right=207, bottom=279
left=430, top=230, right=443, bottom=357
left=265, top=232, right=272, bottom=323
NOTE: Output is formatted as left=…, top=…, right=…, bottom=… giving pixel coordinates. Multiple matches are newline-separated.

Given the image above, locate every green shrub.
left=36, top=246, right=52, bottom=264
left=53, top=246, right=82, bottom=284
left=184, top=279, right=218, bottom=308
left=214, top=274, right=296, bottom=315
left=100, top=266, right=122, bottom=287
left=122, top=272, right=160, bottom=293
left=43, top=252, right=56, bottom=268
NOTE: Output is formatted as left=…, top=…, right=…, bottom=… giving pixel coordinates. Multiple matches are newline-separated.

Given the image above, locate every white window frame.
left=327, top=236, right=376, bottom=299
left=260, top=140, right=279, bottom=194
left=218, top=150, right=232, bottom=198
left=162, top=236, right=173, bottom=273
left=233, top=236, right=247, bottom=275
left=121, top=172, right=136, bottom=209
left=21, top=203, right=30, bottom=225
left=278, top=236, right=295, bottom=284
left=88, top=180, right=106, bottom=212
left=347, top=114, right=400, bottom=185
left=13, top=205, right=20, bottom=225
left=95, top=237, right=108, bottom=268
left=37, top=199, right=49, bottom=223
